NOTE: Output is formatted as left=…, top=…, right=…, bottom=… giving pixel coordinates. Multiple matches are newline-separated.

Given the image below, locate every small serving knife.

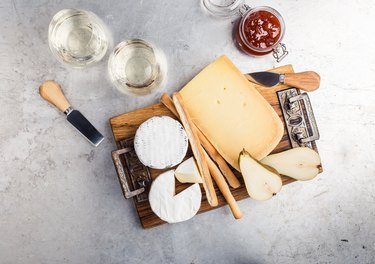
left=245, top=71, right=320, bottom=92
left=39, top=80, right=104, bottom=147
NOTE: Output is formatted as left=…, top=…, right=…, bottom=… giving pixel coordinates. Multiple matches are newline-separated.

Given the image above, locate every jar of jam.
left=202, top=0, right=288, bottom=62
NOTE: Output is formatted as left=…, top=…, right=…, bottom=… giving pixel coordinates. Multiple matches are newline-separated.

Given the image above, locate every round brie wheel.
left=149, top=170, right=202, bottom=223
left=134, top=116, right=188, bottom=169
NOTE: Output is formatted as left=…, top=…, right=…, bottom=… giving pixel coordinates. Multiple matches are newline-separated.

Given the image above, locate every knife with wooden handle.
left=39, top=80, right=104, bottom=146
left=245, top=71, right=320, bottom=92
left=160, top=93, right=240, bottom=189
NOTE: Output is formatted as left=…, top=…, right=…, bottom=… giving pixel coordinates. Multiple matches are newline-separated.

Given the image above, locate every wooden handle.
left=283, top=71, right=320, bottom=92
left=203, top=150, right=243, bottom=219
left=173, top=93, right=218, bottom=207
left=39, top=80, right=71, bottom=112
left=161, top=93, right=240, bottom=188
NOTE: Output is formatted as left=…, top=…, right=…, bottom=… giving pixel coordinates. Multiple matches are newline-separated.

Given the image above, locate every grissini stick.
left=161, top=93, right=240, bottom=188
left=160, top=93, right=179, bottom=116
left=173, top=93, right=218, bottom=207
left=198, top=132, right=240, bottom=188
left=203, top=150, right=243, bottom=219
left=162, top=93, right=242, bottom=218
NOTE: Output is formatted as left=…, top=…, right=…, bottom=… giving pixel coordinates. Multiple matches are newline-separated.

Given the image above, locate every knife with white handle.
left=39, top=80, right=104, bottom=147
left=245, top=71, right=320, bottom=92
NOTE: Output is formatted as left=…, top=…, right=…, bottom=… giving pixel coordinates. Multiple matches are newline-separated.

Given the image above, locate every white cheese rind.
left=149, top=170, right=202, bottom=223
left=180, top=55, right=284, bottom=171
left=175, top=157, right=203, bottom=184
left=134, top=116, right=188, bottom=169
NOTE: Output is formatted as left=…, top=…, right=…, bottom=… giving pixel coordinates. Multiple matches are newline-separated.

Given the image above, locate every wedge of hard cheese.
left=179, top=55, right=284, bottom=171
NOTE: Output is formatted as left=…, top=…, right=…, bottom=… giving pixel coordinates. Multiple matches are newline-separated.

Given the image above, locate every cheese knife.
left=245, top=71, right=320, bottom=92
left=39, top=80, right=104, bottom=147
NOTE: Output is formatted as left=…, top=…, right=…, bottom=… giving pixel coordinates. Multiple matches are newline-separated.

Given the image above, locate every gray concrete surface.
left=1, top=0, right=374, bottom=263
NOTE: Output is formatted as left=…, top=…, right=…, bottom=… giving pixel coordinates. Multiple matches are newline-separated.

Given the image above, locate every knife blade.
left=245, top=71, right=320, bottom=92
left=246, top=71, right=281, bottom=87
left=39, top=80, right=104, bottom=147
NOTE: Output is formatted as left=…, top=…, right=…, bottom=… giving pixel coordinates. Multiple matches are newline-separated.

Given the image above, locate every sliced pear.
left=175, top=157, right=203, bottom=184
left=239, top=149, right=282, bottom=201
left=261, top=147, right=321, bottom=181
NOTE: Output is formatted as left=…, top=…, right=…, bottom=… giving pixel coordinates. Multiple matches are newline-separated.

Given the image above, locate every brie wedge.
left=175, top=157, right=203, bottom=184
left=134, top=116, right=188, bottom=169
left=149, top=170, right=202, bottom=223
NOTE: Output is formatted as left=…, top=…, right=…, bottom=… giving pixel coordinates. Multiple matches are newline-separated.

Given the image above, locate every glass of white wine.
left=48, top=9, right=110, bottom=68
left=108, top=39, right=167, bottom=96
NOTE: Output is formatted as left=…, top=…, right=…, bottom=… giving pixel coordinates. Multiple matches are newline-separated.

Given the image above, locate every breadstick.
left=203, top=150, right=243, bottom=219
left=161, top=93, right=240, bottom=188
left=173, top=93, right=218, bottom=207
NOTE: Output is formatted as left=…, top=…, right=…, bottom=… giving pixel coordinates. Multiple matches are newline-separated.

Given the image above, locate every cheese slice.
left=175, top=157, right=203, bottom=184
left=179, top=55, right=283, bottom=171
left=149, top=170, right=202, bottom=223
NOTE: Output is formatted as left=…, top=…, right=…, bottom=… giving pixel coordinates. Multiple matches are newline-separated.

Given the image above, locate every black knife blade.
left=66, top=109, right=104, bottom=147
left=245, top=72, right=281, bottom=87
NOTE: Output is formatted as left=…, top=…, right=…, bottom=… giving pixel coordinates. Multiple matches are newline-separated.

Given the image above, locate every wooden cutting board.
left=109, top=64, right=320, bottom=228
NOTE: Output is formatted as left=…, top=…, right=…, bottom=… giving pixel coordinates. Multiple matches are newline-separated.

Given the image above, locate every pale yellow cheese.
left=179, top=55, right=284, bottom=171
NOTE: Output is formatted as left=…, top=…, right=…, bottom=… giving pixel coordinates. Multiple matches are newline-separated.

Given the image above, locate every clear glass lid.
left=201, top=0, right=245, bottom=18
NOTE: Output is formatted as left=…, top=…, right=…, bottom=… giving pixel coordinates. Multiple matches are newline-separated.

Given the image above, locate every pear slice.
left=175, top=157, right=203, bottom=184
left=260, top=147, right=321, bottom=181
left=239, top=149, right=282, bottom=201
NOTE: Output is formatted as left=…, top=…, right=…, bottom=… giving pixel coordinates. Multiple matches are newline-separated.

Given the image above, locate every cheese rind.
left=180, top=55, right=283, bottom=171
left=134, top=116, right=188, bottom=169
left=149, top=170, right=202, bottom=223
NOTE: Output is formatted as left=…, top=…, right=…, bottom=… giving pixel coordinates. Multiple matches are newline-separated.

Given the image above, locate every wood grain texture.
left=39, top=80, right=71, bottom=112
left=109, top=64, right=320, bottom=229
left=284, top=71, right=320, bottom=92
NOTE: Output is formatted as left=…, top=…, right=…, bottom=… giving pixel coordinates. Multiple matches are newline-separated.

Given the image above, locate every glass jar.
left=108, top=39, right=167, bottom=96
left=201, top=0, right=288, bottom=62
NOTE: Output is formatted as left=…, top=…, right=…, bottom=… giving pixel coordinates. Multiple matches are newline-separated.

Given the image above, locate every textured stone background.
left=0, top=0, right=374, bottom=263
